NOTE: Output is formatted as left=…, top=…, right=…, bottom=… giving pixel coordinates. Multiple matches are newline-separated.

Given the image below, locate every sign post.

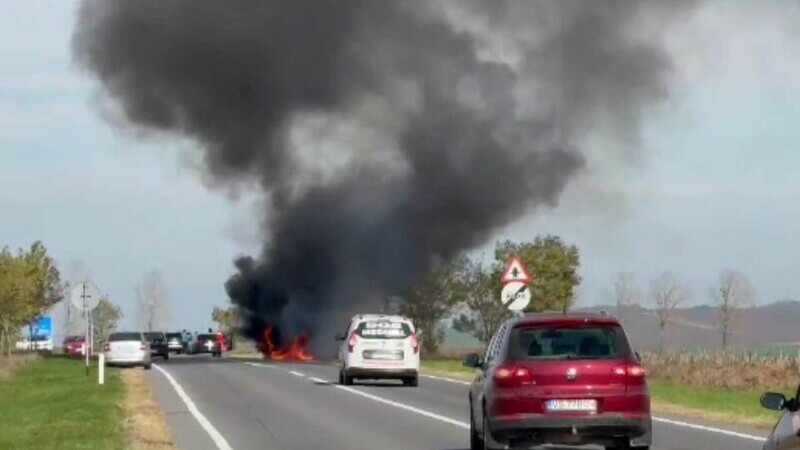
left=499, top=255, right=533, bottom=312
left=70, top=282, right=101, bottom=377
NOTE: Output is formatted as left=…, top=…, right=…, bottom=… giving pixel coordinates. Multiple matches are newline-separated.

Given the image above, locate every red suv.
left=463, top=312, right=651, bottom=450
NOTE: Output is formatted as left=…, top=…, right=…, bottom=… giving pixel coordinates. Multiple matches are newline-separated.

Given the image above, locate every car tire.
left=402, top=377, right=418, bottom=387
left=144, top=363, right=152, bottom=370
left=470, top=403, right=484, bottom=450
left=343, top=373, right=354, bottom=386
left=606, top=443, right=646, bottom=450
left=163, top=353, right=169, bottom=360
left=483, top=415, right=499, bottom=450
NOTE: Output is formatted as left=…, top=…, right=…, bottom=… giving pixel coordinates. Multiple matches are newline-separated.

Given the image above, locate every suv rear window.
left=166, top=333, right=181, bottom=340
left=144, top=332, right=165, bottom=340
left=355, top=321, right=412, bottom=339
left=509, top=324, right=631, bottom=360
left=109, top=332, right=142, bottom=342
left=197, top=334, right=216, bottom=340
left=64, top=336, right=84, bottom=343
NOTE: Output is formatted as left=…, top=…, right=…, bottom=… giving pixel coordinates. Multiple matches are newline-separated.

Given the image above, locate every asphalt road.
left=147, top=355, right=768, bottom=450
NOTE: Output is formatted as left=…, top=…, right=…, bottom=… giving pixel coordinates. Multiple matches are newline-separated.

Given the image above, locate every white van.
left=338, top=314, right=420, bottom=387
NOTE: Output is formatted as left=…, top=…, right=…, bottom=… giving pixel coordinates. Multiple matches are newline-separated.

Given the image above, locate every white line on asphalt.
left=245, top=362, right=271, bottom=368
left=248, top=363, right=764, bottom=443
left=652, top=416, right=766, bottom=442
left=153, top=364, right=234, bottom=450
left=330, top=382, right=470, bottom=429
left=420, top=373, right=471, bottom=386
left=289, top=370, right=305, bottom=377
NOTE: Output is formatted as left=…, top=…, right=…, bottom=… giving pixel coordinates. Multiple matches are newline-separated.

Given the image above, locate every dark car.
left=165, top=332, right=186, bottom=354
left=761, top=387, right=800, bottom=449
left=144, top=332, right=169, bottom=360
left=194, top=333, right=222, bottom=357
left=463, top=312, right=651, bottom=450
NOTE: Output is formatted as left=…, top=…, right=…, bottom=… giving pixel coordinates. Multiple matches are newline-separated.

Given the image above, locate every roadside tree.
left=712, top=269, right=757, bottom=350
left=649, top=272, right=688, bottom=353
left=494, top=236, right=581, bottom=313
left=136, top=269, right=170, bottom=332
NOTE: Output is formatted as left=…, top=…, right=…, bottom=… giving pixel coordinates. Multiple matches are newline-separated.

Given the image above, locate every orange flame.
left=261, top=326, right=313, bottom=361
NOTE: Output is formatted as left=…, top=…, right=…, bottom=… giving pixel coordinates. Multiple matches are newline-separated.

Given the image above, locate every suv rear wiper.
left=566, top=353, right=603, bottom=360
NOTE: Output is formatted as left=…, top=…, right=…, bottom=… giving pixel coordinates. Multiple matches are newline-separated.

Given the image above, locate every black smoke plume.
left=73, top=0, right=695, bottom=354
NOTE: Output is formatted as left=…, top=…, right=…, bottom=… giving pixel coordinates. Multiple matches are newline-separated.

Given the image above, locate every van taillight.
left=140, top=342, right=148, bottom=351
left=410, top=333, right=419, bottom=354
left=493, top=365, right=531, bottom=387
left=103, top=343, right=109, bottom=352
left=347, top=331, right=357, bottom=353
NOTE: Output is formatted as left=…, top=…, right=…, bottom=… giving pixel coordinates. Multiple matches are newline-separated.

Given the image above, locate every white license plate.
left=545, top=399, right=597, bottom=412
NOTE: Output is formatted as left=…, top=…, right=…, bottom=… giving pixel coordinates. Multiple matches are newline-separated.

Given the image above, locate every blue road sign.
left=31, top=316, right=52, bottom=338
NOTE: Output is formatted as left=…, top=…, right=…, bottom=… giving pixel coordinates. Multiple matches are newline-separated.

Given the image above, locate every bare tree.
left=612, top=272, right=640, bottom=326
left=712, top=269, right=756, bottom=350
left=136, top=269, right=170, bottom=332
left=650, top=272, right=688, bottom=353
left=61, top=260, right=90, bottom=338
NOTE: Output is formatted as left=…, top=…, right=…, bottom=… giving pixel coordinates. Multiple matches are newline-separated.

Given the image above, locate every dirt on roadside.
left=121, top=368, right=177, bottom=450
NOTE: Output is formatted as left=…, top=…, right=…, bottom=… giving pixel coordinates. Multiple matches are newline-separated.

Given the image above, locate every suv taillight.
left=410, top=333, right=419, bottom=354
left=347, top=331, right=358, bottom=353
left=613, top=364, right=646, bottom=377
left=140, top=342, right=148, bottom=351
left=103, top=343, right=109, bottom=352
left=493, top=364, right=532, bottom=388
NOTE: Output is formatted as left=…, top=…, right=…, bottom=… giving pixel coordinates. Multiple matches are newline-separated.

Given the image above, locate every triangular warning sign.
left=500, top=255, right=532, bottom=285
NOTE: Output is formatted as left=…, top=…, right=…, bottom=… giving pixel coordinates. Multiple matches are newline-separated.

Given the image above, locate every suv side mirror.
left=761, top=392, right=790, bottom=411
left=462, top=353, right=483, bottom=369
left=335, top=333, right=346, bottom=341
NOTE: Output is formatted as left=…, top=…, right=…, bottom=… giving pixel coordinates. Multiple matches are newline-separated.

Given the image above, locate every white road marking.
left=245, top=362, right=271, bottom=368
left=247, top=362, right=766, bottom=443
left=289, top=370, right=305, bottom=377
left=652, top=416, right=766, bottom=442
left=152, top=364, right=234, bottom=450
left=330, top=383, right=470, bottom=429
left=420, top=373, right=471, bottom=386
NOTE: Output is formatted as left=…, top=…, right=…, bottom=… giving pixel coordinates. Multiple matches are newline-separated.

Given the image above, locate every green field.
left=0, top=357, right=126, bottom=450
left=648, top=380, right=785, bottom=427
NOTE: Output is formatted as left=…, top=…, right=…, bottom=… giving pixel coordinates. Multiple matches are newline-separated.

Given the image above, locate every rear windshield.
left=64, top=336, right=84, bottom=343
left=166, top=333, right=181, bottom=339
left=109, top=332, right=142, bottom=342
left=509, top=325, right=631, bottom=360
left=197, top=334, right=216, bottom=340
left=144, top=332, right=165, bottom=340
left=355, top=321, right=412, bottom=339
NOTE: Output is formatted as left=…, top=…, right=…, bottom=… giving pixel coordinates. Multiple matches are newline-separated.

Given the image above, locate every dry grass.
left=643, top=352, right=800, bottom=389
left=121, top=368, right=177, bottom=450
left=0, top=353, right=38, bottom=379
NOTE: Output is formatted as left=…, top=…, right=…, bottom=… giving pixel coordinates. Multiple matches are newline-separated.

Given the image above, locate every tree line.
left=400, top=235, right=581, bottom=354
left=0, top=242, right=63, bottom=357
left=612, top=268, right=757, bottom=352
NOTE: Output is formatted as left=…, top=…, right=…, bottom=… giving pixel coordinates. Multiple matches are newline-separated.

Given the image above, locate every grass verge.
left=0, top=356, right=126, bottom=450
left=421, top=358, right=784, bottom=428
left=121, top=367, right=176, bottom=449
left=649, top=380, right=784, bottom=428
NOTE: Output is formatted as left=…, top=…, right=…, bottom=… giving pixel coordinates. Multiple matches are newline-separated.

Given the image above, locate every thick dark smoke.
left=73, top=0, right=695, bottom=354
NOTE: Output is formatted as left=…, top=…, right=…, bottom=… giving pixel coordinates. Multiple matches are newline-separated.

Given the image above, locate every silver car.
left=104, top=332, right=152, bottom=369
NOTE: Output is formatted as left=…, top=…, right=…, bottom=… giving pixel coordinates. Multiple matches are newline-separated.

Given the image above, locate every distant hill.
left=578, top=300, right=800, bottom=352
left=440, top=300, right=800, bottom=353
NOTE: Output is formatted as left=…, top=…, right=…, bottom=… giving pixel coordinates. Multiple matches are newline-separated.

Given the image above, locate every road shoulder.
left=121, top=367, right=177, bottom=450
